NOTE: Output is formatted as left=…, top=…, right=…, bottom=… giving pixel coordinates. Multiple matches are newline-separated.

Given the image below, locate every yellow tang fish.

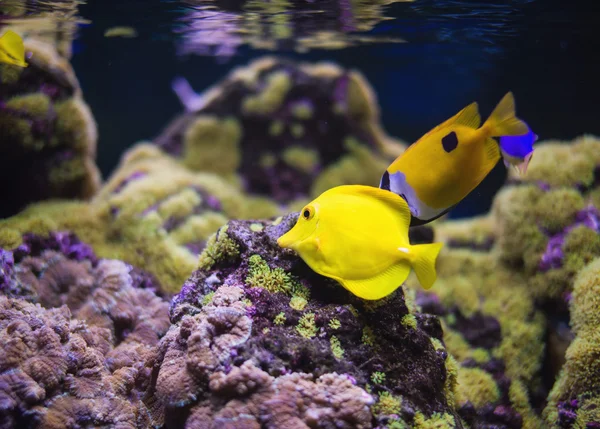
left=277, top=185, right=443, bottom=300
left=380, top=92, right=529, bottom=226
left=0, top=30, right=28, bottom=68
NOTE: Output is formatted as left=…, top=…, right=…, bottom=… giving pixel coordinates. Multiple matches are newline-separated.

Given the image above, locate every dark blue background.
left=71, top=0, right=598, bottom=218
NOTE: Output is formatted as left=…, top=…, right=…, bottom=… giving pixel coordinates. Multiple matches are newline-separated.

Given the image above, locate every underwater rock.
left=157, top=56, right=405, bottom=208
left=0, top=252, right=170, bottom=429
left=0, top=37, right=100, bottom=218
left=152, top=213, right=463, bottom=428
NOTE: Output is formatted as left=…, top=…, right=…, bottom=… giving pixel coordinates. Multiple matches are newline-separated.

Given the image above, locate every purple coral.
left=539, top=205, right=600, bottom=272
left=13, top=231, right=97, bottom=265
left=0, top=250, right=14, bottom=292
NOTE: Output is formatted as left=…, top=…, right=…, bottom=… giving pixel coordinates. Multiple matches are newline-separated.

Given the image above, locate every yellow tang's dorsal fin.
left=324, top=185, right=411, bottom=229
left=336, top=261, right=412, bottom=300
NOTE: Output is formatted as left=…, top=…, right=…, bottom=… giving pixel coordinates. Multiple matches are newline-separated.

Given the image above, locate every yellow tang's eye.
left=302, top=206, right=314, bottom=220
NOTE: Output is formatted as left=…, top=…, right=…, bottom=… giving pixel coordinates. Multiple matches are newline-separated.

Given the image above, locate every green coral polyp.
left=245, top=255, right=311, bottom=312
left=401, top=314, right=417, bottom=330
left=413, top=412, right=456, bottom=429
left=370, top=371, right=386, bottom=384
left=362, top=326, right=376, bottom=347
left=373, top=391, right=402, bottom=416
left=296, top=312, right=318, bottom=339
left=330, top=335, right=344, bottom=358
left=289, top=295, right=307, bottom=311
left=273, top=312, right=286, bottom=325
left=198, top=225, right=240, bottom=271
left=328, top=318, right=341, bottom=330
left=535, top=188, right=585, bottom=233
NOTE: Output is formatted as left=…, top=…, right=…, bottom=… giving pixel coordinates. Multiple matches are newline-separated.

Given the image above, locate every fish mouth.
left=277, top=219, right=318, bottom=250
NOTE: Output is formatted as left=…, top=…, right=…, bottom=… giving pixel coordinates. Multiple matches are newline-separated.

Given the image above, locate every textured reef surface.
left=0, top=37, right=100, bottom=218
left=158, top=56, right=405, bottom=209
left=1, top=50, right=600, bottom=428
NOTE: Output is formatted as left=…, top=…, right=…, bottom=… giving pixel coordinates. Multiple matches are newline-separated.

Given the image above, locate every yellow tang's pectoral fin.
left=336, top=261, right=412, bottom=301
left=0, top=31, right=28, bottom=67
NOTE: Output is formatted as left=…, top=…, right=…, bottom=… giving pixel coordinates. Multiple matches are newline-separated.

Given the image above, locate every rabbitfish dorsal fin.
left=326, top=185, right=412, bottom=230
left=421, top=102, right=481, bottom=140
left=452, top=102, right=481, bottom=129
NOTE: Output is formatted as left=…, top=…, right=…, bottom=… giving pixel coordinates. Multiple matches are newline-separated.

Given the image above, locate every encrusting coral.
left=0, top=37, right=100, bottom=218
left=156, top=214, right=463, bottom=428
left=156, top=56, right=405, bottom=207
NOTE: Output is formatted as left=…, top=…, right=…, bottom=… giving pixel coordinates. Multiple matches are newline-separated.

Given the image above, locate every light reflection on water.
left=173, top=0, right=410, bottom=58
left=0, top=0, right=90, bottom=59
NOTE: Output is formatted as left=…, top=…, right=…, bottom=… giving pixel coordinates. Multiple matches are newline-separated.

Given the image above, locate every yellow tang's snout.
left=277, top=204, right=319, bottom=251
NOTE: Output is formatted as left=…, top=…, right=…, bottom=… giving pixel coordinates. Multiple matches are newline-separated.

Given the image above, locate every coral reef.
left=0, top=241, right=170, bottom=429
left=422, top=136, right=600, bottom=429
left=158, top=56, right=405, bottom=207
left=154, top=214, right=463, bottom=428
left=0, top=144, right=279, bottom=293
left=493, top=135, right=600, bottom=303
left=406, top=249, right=547, bottom=429
left=0, top=37, right=100, bottom=218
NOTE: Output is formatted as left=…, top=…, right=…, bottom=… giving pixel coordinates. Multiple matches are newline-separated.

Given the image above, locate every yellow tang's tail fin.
left=410, top=242, right=443, bottom=290
left=484, top=92, right=528, bottom=137
left=0, top=31, right=28, bottom=67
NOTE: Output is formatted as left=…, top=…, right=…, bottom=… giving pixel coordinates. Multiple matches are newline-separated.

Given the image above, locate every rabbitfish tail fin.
left=484, top=92, right=528, bottom=137
left=0, top=31, right=27, bottom=67
left=410, top=242, right=443, bottom=290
